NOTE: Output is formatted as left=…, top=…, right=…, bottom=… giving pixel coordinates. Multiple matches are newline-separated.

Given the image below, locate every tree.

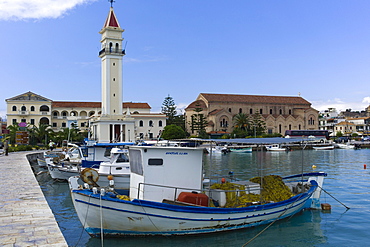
left=6, top=123, right=19, bottom=144
left=249, top=111, right=266, bottom=137
left=188, top=103, right=208, bottom=137
left=161, top=95, right=177, bottom=125
left=161, top=124, right=186, bottom=140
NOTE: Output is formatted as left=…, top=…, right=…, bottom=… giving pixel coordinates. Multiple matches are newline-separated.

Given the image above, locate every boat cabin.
left=128, top=146, right=204, bottom=202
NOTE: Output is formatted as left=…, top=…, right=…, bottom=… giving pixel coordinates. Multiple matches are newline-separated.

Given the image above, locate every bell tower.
left=99, top=6, right=125, bottom=117
left=90, top=3, right=135, bottom=143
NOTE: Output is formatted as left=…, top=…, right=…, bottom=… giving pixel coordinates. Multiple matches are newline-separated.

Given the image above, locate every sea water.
left=35, top=148, right=370, bottom=247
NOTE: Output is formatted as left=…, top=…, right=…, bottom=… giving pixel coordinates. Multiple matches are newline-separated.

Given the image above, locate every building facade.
left=185, top=93, right=319, bottom=136
left=6, top=91, right=166, bottom=141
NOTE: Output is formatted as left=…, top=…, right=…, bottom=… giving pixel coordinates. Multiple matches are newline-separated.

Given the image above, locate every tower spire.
left=109, top=0, right=115, bottom=8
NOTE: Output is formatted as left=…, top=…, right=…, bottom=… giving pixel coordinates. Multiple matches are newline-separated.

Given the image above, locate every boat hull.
left=71, top=182, right=317, bottom=237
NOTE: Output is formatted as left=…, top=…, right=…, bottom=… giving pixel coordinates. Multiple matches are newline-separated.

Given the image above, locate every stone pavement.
left=0, top=151, right=68, bottom=246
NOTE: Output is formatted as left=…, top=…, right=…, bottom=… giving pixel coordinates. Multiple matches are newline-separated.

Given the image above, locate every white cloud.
left=312, top=97, right=370, bottom=113
left=362, top=97, right=370, bottom=104
left=0, top=0, right=96, bottom=20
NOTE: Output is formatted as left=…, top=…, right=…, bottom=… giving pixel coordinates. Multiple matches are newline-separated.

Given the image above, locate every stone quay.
left=0, top=151, right=67, bottom=246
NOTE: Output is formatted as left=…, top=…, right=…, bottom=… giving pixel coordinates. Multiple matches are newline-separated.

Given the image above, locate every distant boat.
left=265, top=144, right=287, bottom=151
left=229, top=147, right=252, bottom=153
left=313, top=145, right=334, bottom=150
left=336, top=143, right=355, bottom=149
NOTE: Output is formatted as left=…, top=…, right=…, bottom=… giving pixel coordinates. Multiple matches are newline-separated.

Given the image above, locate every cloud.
left=312, top=97, right=370, bottom=113
left=0, top=0, right=96, bottom=20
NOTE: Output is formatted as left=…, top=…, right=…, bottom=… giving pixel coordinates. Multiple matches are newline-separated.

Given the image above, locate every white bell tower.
left=99, top=7, right=125, bottom=117
left=89, top=4, right=135, bottom=143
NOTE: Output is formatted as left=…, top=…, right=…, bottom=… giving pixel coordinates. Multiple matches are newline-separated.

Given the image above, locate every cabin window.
left=148, top=158, right=163, bottom=166
left=116, top=153, right=129, bottom=163
left=130, top=150, right=143, bottom=175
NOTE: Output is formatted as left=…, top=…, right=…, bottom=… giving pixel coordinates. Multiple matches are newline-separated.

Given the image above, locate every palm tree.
left=233, top=113, right=250, bottom=131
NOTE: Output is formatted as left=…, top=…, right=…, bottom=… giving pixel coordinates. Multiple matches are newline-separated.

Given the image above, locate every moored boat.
left=312, top=145, right=335, bottom=150
left=229, top=147, right=252, bottom=153
left=265, top=144, right=287, bottom=151
left=69, top=145, right=327, bottom=237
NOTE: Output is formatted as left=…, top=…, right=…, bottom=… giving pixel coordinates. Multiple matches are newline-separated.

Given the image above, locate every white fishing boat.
left=336, top=143, right=355, bottom=149
left=265, top=144, right=287, bottom=151
left=48, top=162, right=80, bottom=180
left=206, top=145, right=229, bottom=154
left=229, top=147, right=252, bottom=153
left=312, top=145, right=334, bottom=150
left=69, top=145, right=327, bottom=237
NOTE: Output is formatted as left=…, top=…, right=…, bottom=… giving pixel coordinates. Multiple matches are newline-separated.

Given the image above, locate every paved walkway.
left=0, top=151, right=68, bottom=246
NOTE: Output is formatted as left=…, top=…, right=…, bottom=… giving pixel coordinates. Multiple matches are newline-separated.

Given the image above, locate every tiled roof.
left=199, top=93, right=311, bottom=105
left=52, top=101, right=150, bottom=109
left=185, top=100, right=207, bottom=110
left=337, top=121, right=355, bottom=126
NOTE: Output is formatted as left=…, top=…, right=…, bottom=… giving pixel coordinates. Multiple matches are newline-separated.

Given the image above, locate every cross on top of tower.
left=109, top=0, right=115, bottom=8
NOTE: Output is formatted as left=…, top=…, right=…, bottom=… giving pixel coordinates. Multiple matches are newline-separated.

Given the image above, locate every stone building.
left=185, top=93, right=319, bottom=136
left=6, top=91, right=165, bottom=142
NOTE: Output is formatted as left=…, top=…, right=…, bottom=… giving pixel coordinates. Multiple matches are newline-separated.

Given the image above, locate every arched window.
left=149, top=120, right=153, bottom=127
left=159, top=120, right=163, bottom=127
left=228, top=108, right=232, bottom=113
left=260, top=109, right=263, bottom=114
left=40, top=105, right=49, bottom=112
left=115, top=43, right=119, bottom=53
left=289, top=109, right=292, bottom=115
left=270, top=109, right=273, bottom=114
left=279, top=109, right=282, bottom=114
left=109, top=42, right=113, bottom=52
left=239, top=108, right=242, bottom=114
left=12, top=106, right=17, bottom=111
left=139, top=120, right=143, bottom=127
left=30, top=106, right=35, bottom=111
left=250, top=108, right=253, bottom=114
left=21, top=106, right=26, bottom=111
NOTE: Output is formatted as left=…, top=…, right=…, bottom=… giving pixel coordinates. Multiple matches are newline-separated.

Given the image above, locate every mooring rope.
left=317, top=184, right=350, bottom=210
left=100, top=193, right=104, bottom=247
left=242, top=193, right=305, bottom=246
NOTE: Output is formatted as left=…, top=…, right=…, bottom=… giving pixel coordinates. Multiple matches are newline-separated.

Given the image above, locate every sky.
left=1, top=0, right=370, bottom=120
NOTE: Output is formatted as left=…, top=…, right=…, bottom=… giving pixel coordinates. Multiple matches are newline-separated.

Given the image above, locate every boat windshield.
left=116, top=153, right=129, bottom=163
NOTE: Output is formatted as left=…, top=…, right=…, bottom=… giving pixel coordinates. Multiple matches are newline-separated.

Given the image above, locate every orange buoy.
left=221, top=178, right=226, bottom=183
left=107, top=175, right=114, bottom=180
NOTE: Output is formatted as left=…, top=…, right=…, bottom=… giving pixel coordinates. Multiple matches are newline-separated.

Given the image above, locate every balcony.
left=18, top=111, right=29, bottom=115
left=99, top=48, right=125, bottom=57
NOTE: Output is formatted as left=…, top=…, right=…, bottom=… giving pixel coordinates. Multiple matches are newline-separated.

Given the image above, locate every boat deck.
left=0, top=151, right=67, bottom=246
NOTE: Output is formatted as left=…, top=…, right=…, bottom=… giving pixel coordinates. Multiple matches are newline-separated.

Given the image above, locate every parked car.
left=362, top=137, right=370, bottom=141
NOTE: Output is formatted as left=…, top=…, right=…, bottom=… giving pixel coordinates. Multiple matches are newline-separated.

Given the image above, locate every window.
left=21, top=106, right=26, bottom=111
left=139, top=120, right=143, bottom=127
left=30, top=106, right=35, bottom=111
left=130, top=149, right=143, bottom=175
left=260, top=109, right=263, bottom=114
left=52, top=123, right=57, bottom=127
left=81, top=122, right=85, bottom=127
left=270, top=109, right=273, bottom=114
left=148, top=158, right=163, bottom=166
left=279, top=109, right=282, bottom=114
left=12, top=106, right=17, bottom=111
left=12, top=119, right=17, bottom=124
left=228, top=108, right=232, bottom=113
left=62, top=123, right=66, bottom=127
left=289, top=109, right=292, bottom=115
left=250, top=108, right=253, bottom=114
left=239, top=108, right=242, bottom=113
left=149, top=120, right=153, bottom=127
left=21, top=118, right=26, bottom=123
left=159, top=120, right=163, bottom=127
left=40, top=105, right=49, bottom=112
left=30, top=119, right=35, bottom=125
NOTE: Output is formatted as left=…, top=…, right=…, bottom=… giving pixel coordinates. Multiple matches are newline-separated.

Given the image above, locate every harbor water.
left=34, top=148, right=370, bottom=247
